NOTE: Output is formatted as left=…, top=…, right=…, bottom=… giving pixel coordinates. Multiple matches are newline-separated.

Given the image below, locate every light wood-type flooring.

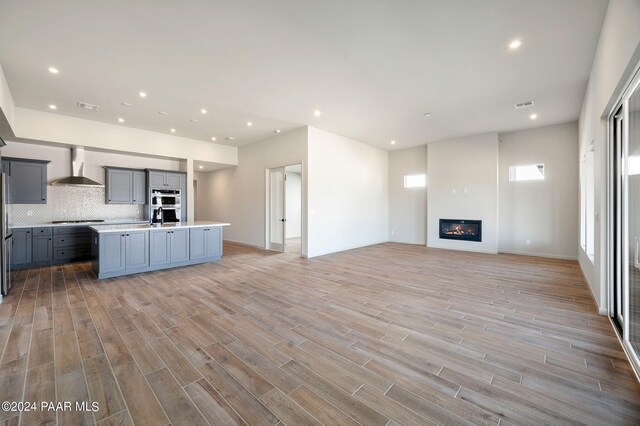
left=0, top=242, right=639, bottom=425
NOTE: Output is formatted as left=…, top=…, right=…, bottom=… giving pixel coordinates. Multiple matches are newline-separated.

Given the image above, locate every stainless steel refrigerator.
left=0, top=136, right=12, bottom=298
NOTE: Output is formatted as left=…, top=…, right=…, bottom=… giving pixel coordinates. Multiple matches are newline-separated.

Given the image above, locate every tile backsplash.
left=11, top=186, right=144, bottom=225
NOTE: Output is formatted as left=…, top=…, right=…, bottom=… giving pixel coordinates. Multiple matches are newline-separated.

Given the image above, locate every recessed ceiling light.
left=170, top=128, right=176, bottom=133
left=247, top=121, right=252, bottom=127
left=423, top=112, right=432, bottom=118
left=314, top=110, right=321, bottom=117
left=158, top=111, right=167, bottom=115
left=117, top=117, right=125, bottom=123
left=529, top=113, right=538, bottom=120
left=190, top=119, right=198, bottom=123
left=226, top=136, right=236, bottom=141
left=201, top=108, right=208, bottom=114
left=139, top=91, right=147, bottom=98
left=274, top=129, right=281, bottom=133
left=211, top=136, right=217, bottom=141
left=121, top=102, right=132, bottom=107
left=48, top=67, right=59, bottom=74
left=508, top=39, right=522, bottom=50
left=48, top=104, right=57, bottom=110
left=390, top=140, right=396, bottom=145
left=199, top=165, right=203, bottom=169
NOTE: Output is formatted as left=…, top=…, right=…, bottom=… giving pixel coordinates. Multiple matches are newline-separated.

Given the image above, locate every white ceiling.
left=0, top=0, right=608, bottom=150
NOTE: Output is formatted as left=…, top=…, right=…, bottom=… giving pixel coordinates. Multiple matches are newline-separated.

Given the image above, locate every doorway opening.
left=266, top=163, right=303, bottom=255
left=284, top=164, right=302, bottom=254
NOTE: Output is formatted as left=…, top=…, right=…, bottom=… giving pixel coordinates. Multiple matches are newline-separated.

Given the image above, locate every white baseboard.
left=223, top=239, right=265, bottom=250
left=497, top=250, right=578, bottom=261
left=306, top=240, right=388, bottom=258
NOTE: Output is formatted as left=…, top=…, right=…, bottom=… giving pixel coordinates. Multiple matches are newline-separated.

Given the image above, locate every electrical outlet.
left=526, top=239, right=531, bottom=245
left=452, top=189, right=456, bottom=194
left=463, top=188, right=468, bottom=193
left=27, top=210, right=33, bottom=217
left=391, top=230, right=395, bottom=235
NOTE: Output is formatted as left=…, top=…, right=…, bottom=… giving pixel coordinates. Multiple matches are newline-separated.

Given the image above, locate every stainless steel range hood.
left=52, top=147, right=103, bottom=187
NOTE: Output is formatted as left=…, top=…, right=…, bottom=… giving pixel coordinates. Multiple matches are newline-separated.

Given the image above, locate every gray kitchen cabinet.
left=105, top=167, right=147, bottom=205
left=105, top=168, right=133, bottom=204
left=190, top=227, right=222, bottom=260
left=150, top=228, right=189, bottom=266
left=12, top=228, right=32, bottom=266
left=124, top=230, right=149, bottom=269
left=147, top=170, right=185, bottom=190
left=171, top=228, right=189, bottom=262
left=99, top=232, right=126, bottom=274
left=32, top=227, right=53, bottom=263
left=149, top=229, right=170, bottom=266
left=132, top=171, right=147, bottom=205
left=8, top=159, right=48, bottom=204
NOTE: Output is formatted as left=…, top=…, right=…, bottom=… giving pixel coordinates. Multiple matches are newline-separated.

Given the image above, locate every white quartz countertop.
left=89, top=221, right=230, bottom=233
left=11, top=220, right=150, bottom=229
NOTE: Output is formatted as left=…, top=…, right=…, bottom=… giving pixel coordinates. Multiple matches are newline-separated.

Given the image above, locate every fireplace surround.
left=439, top=219, right=482, bottom=242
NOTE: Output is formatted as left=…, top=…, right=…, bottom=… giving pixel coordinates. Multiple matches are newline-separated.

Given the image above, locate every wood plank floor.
left=1, top=241, right=639, bottom=425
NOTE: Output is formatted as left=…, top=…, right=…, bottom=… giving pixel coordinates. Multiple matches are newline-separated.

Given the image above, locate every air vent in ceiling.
left=77, top=101, right=100, bottom=110
left=514, top=100, right=535, bottom=109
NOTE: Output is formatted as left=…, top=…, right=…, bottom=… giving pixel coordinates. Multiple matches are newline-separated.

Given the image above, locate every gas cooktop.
left=51, top=220, right=106, bottom=224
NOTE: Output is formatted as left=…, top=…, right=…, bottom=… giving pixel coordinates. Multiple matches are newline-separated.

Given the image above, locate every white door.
left=269, top=167, right=286, bottom=252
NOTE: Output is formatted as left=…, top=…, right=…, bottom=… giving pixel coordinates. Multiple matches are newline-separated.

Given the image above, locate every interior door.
left=269, top=167, right=286, bottom=252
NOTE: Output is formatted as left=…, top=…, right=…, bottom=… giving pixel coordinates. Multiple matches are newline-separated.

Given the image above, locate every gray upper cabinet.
left=105, top=168, right=133, bottom=204
left=105, top=167, right=146, bottom=205
left=12, top=228, right=32, bottom=266
left=5, top=159, right=49, bottom=204
left=132, top=171, right=147, bottom=205
left=147, top=170, right=185, bottom=190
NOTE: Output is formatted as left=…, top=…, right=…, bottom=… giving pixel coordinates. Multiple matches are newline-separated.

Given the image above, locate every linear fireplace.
left=439, top=219, right=482, bottom=242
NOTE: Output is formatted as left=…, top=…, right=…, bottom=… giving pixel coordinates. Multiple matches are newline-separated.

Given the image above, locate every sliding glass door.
left=629, top=85, right=640, bottom=353
left=611, top=69, right=640, bottom=366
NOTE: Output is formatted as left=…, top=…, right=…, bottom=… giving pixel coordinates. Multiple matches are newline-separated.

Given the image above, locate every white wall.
left=427, top=133, right=499, bottom=253
left=307, top=127, right=388, bottom=258
left=197, top=127, right=308, bottom=254
left=285, top=170, right=302, bottom=238
left=578, top=0, right=640, bottom=312
left=388, top=146, right=428, bottom=244
left=498, top=122, right=579, bottom=259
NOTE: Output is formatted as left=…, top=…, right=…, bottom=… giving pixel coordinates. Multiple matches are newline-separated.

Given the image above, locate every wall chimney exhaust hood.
left=52, top=147, right=103, bottom=187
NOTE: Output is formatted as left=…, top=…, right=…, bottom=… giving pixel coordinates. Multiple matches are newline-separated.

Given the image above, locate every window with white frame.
left=508, top=163, right=545, bottom=181
left=404, top=174, right=426, bottom=188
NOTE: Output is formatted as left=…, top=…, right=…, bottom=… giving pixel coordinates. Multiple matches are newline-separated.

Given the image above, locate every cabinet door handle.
left=48, top=238, right=51, bottom=241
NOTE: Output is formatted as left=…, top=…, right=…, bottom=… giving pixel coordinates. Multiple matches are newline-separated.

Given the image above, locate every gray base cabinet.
left=12, top=225, right=98, bottom=270
left=11, top=228, right=32, bottom=267
left=190, top=227, right=222, bottom=260
left=150, top=228, right=189, bottom=265
left=32, top=227, right=53, bottom=264
left=93, top=226, right=223, bottom=279
left=95, top=231, right=150, bottom=274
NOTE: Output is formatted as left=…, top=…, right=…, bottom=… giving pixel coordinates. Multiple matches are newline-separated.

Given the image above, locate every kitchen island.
left=90, top=221, right=230, bottom=279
